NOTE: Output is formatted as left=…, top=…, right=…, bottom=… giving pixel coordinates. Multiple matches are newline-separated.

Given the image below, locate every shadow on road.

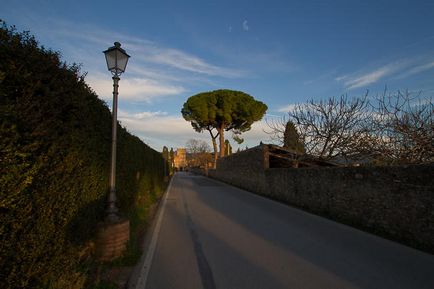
left=178, top=172, right=434, bottom=289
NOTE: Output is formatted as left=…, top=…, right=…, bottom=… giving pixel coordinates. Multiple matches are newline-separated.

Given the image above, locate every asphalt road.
left=131, top=172, right=434, bottom=289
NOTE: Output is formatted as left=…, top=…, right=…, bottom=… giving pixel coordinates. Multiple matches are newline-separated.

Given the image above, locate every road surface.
left=130, top=172, right=434, bottom=289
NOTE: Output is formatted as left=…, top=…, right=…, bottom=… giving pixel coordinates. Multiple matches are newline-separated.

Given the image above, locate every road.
left=130, top=172, right=434, bottom=289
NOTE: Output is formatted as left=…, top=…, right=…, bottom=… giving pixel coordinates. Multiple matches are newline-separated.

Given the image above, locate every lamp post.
left=103, top=42, right=130, bottom=223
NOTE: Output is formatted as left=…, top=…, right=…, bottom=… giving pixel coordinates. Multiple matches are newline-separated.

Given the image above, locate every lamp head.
left=103, top=42, right=130, bottom=76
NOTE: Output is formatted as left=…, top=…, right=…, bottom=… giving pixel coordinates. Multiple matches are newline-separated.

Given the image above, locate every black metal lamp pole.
left=103, top=42, right=130, bottom=222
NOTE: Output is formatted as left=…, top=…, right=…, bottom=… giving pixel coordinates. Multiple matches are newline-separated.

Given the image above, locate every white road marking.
left=133, top=175, right=174, bottom=289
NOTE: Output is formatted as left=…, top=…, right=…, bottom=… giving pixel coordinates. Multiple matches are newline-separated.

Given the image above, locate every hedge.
left=0, top=21, right=164, bottom=289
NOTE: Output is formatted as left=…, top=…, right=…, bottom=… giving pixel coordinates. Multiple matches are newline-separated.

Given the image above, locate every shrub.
left=0, top=21, right=164, bottom=289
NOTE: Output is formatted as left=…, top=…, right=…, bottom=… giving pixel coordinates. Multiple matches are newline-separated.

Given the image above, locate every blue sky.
left=3, top=0, right=434, bottom=151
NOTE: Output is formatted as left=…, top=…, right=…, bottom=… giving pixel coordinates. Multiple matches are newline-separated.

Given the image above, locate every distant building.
left=173, top=148, right=187, bottom=170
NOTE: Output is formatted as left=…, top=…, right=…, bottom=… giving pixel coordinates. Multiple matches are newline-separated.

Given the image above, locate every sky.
left=2, top=0, right=434, bottom=152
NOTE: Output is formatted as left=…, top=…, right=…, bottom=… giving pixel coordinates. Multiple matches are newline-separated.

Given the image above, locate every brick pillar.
left=95, top=218, right=130, bottom=261
left=263, top=144, right=270, bottom=169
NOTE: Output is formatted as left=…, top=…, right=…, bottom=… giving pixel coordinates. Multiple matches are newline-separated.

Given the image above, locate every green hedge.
left=0, top=21, right=164, bottom=289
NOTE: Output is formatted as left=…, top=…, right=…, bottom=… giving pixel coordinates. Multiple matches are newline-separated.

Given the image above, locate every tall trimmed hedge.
left=0, top=22, right=164, bottom=289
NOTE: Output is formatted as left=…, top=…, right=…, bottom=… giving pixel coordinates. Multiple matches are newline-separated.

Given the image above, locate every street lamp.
left=103, top=42, right=130, bottom=222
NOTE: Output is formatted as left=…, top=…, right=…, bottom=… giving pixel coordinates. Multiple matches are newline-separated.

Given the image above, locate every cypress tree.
left=283, top=121, right=305, bottom=154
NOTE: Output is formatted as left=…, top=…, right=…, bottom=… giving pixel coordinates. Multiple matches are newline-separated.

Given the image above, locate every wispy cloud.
left=336, top=58, right=434, bottom=90
left=20, top=18, right=250, bottom=104
left=242, top=20, right=249, bottom=31
left=35, top=19, right=237, bottom=75
left=337, top=61, right=406, bottom=90
left=24, top=18, right=244, bottom=89
left=87, top=73, right=186, bottom=102
left=133, top=111, right=168, bottom=119
left=277, top=104, right=298, bottom=113
left=395, top=61, right=434, bottom=79
left=141, top=48, right=244, bottom=77
left=304, top=68, right=340, bottom=85
left=118, top=110, right=168, bottom=119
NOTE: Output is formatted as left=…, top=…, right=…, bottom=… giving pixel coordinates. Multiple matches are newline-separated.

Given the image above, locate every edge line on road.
left=133, top=174, right=174, bottom=289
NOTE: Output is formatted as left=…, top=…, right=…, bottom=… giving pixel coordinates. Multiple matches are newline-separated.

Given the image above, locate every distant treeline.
left=0, top=21, right=164, bottom=289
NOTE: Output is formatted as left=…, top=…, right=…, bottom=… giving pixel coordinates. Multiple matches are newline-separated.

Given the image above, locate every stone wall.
left=208, top=145, right=268, bottom=194
left=208, top=146, right=434, bottom=253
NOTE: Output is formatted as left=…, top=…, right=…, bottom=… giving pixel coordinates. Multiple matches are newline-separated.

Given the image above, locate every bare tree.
left=185, top=139, right=212, bottom=168
left=186, top=139, right=210, bottom=154
left=368, top=90, right=433, bottom=164
left=267, top=94, right=369, bottom=160
left=266, top=90, right=433, bottom=165
left=264, top=116, right=287, bottom=146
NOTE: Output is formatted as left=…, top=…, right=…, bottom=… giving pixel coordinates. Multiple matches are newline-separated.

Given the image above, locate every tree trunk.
left=208, top=128, right=218, bottom=169
left=218, top=125, right=225, bottom=158
left=212, top=138, right=218, bottom=168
